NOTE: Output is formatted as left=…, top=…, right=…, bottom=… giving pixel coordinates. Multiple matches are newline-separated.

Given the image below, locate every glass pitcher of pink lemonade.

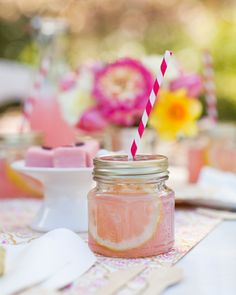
left=88, top=154, right=175, bottom=258
left=29, top=93, right=75, bottom=148
left=28, top=17, right=75, bottom=147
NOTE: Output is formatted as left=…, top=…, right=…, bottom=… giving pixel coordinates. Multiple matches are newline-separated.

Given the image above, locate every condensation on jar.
left=88, top=154, right=175, bottom=258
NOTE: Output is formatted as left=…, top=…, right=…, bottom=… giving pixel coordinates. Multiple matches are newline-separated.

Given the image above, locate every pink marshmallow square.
left=25, top=146, right=54, bottom=167
left=82, top=140, right=99, bottom=167
left=53, top=147, right=87, bottom=168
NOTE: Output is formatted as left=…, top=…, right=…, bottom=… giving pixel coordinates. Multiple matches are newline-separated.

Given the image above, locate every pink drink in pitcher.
left=29, top=96, right=75, bottom=147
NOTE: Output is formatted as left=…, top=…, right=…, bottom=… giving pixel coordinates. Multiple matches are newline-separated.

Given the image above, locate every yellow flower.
left=149, top=90, right=202, bottom=140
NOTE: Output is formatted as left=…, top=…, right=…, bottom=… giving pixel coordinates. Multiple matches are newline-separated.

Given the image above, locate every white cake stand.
left=12, top=160, right=93, bottom=233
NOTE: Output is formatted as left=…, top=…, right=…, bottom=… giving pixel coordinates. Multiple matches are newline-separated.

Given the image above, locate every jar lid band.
left=93, top=154, right=169, bottom=179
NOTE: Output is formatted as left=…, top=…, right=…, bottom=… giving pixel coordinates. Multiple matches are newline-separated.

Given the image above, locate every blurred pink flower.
left=76, top=107, right=108, bottom=132
left=59, top=72, right=77, bottom=92
left=93, top=58, right=153, bottom=126
left=169, top=74, right=202, bottom=97
left=104, top=108, right=142, bottom=127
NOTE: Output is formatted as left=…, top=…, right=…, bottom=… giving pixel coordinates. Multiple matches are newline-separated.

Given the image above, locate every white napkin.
left=175, top=166, right=236, bottom=210
left=198, top=167, right=236, bottom=201
left=0, top=229, right=96, bottom=295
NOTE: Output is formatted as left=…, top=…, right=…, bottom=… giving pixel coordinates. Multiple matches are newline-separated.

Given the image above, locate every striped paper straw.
left=129, top=50, right=172, bottom=159
left=203, top=50, right=217, bottom=123
left=20, top=57, right=51, bottom=131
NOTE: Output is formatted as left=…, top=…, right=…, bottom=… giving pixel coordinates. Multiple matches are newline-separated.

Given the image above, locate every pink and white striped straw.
left=203, top=50, right=217, bottom=123
left=129, top=50, right=172, bottom=159
left=20, top=57, right=51, bottom=132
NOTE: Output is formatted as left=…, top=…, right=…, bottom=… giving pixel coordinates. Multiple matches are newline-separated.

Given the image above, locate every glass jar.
left=88, top=154, right=175, bottom=258
left=207, top=123, right=236, bottom=173
left=0, top=132, right=43, bottom=198
left=187, top=137, right=209, bottom=183
left=28, top=17, right=75, bottom=147
left=186, top=123, right=236, bottom=183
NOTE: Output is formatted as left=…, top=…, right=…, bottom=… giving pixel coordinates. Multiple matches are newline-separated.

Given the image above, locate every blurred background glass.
left=0, top=0, right=235, bottom=120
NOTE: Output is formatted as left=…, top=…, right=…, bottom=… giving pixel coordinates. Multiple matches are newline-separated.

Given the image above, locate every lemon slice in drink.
left=89, top=196, right=162, bottom=251
left=6, top=163, right=42, bottom=197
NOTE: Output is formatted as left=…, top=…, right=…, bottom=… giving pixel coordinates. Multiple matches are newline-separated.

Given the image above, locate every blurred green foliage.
left=0, top=18, right=30, bottom=60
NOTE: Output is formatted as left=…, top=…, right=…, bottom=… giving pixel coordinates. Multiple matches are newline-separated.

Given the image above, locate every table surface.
left=0, top=199, right=235, bottom=295
left=164, top=221, right=236, bottom=295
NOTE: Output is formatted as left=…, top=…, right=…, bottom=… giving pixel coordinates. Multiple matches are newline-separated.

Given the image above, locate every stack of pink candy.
left=25, top=140, right=99, bottom=168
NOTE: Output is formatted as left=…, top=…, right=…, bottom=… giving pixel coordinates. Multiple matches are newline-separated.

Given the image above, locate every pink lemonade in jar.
left=0, top=133, right=43, bottom=198
left=187, top=144, right=205, bottom=183
left=0, top=158, right=23, bottom=198
left=88, top=155, right=175, bottom=258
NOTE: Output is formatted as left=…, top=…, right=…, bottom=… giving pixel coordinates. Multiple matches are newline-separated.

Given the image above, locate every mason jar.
left=207, top=123, right=236, bottom=173
left=88, top=154, right=175, bottom=258
left=0, top=132, right=42, bottom=198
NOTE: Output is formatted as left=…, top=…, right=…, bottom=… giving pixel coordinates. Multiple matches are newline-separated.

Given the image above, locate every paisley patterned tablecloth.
left=0, top=199, right=222, bottom=294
